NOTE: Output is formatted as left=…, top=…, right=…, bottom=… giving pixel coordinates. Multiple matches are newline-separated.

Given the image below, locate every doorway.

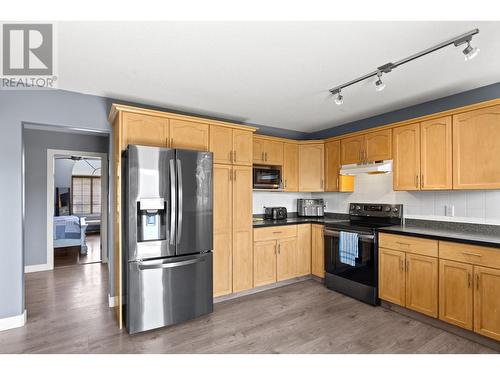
left=48, top=149, right=109, bottom=269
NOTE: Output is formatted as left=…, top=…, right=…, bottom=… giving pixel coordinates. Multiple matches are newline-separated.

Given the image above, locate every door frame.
left=46, top=149, right=109, bottom=270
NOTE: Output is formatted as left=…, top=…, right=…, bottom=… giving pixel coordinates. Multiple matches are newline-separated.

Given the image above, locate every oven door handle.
left=324, top=229, right=374, bottom=241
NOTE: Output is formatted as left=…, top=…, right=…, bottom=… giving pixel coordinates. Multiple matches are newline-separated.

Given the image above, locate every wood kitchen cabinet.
left=311, top=224, right=325, bottom=278
left=474, top=266, right=500, bottom=341
left=340, top=129, right=392, bottom=165
left=253, top=240, right=277, bottom=287
left=393, top=123, right=421, bottom=191
left=325, top=140, right=354, bottom=192
left=439, top=259, right=473, bottom=330
left=405, top=253, right=438, bottom=318
left=170, top=119, right=209, bottom=151
left=453, top=104, right=500, bottom=189
left=122, top=112, right=169, bottom=147
left=296, top=224, right=311, bottom=277
left=253, top=137, right=284, bottom=165
left=299, top=143, right=324, bottom=192
left=282, top=143, right=298, bottom=191
left=210, top=126, right=253, bottom=166
left=277, top=237, right=298, bottom=282
left=379, top=248, right=406, bottom=306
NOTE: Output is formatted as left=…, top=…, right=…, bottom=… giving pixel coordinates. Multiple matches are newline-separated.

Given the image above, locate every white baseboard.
left=108, top=294, right=118, bottom=307
left=24, top=263, right=52, bottom=273
left=0, top=310, right=26, bottom=332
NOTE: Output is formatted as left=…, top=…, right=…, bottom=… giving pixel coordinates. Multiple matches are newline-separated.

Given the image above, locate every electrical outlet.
left=445, top=205, right=455, bottom=217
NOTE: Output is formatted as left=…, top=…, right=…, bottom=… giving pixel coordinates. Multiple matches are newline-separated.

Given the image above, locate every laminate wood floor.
left=0, top=263, right=496, bottom=354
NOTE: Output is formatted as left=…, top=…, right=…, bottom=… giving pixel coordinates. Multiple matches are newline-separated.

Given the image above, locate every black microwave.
left=253, top=166, right=281, bottom=190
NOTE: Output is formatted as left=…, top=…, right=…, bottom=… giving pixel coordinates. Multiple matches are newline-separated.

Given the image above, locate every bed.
left=53, top=215, right=88, bottom=254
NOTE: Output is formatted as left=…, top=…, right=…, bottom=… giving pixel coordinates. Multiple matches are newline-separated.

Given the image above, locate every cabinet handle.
left=336, top=177, right=339, bottom=190
left=272, top=231, right=282, bottom=234
left=233, top=150, right=236, bottom=162
left=468, top=273, right=472, bottom=288
left=396, top=242, right=410, bottom=247
left=399, top=259, right=404, bottom=272
left=229, top=150, right=233, bottom=162
left=234, top=170, right=236, bottom=181
left=284, top=180, right=287, bottom=188
left=278, top=243, right=280, bottom=255
left=415, top=175, right=419, bottom=188
left=171, top=138, right=174, bottom=147
left=229, top=168, right=232, bottom=181
left=406, top=260, right=410, bottom=272
left=421, top=174, right=424, bottom=188
left=476, top=274, right=480, bottom=290
left=265, top=152, right=268, bottom=161
left=274, top=244, right=277, bottom=255
left=321, top=179, right=324, bottom=189
left=462, top=251, right=482, bottom=257
left=261, top=152, right=264, bottom=161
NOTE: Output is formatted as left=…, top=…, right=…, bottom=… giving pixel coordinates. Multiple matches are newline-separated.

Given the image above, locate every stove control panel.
left=349, top=203, right=403, bottom=218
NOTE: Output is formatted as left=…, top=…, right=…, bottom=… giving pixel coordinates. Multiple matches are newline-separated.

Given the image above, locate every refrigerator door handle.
left=176, top=159, right=183, bottom=245
left=169, top=159, right=176, bottom=245
left=137, top=257, right=205, bottom=270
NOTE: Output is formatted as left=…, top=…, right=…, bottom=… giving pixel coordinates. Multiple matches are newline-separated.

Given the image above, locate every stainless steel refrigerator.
left=122, top=144, right=213, bottom=334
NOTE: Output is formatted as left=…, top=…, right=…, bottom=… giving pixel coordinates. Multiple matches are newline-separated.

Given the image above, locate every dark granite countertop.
left=252, top=216, right=346, bottom=228
left=378, top=224, right=500, bottom=249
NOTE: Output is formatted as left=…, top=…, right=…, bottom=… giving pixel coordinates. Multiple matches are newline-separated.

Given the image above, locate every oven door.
left=324, top=228, right=376, bottom=287
left=253, top=167, right=281, bottom=189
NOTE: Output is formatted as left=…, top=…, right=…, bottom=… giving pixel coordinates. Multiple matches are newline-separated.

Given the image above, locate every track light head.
left=375, top=72, right=386, bottom=92
left=334, top=91, right=344, bottom=105
left=463, top=41, right=480, bottom=61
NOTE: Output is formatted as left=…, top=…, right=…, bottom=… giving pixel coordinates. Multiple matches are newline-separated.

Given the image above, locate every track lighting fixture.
left=462, top=41, right=480, bottom=61
left=334, top=90, right=343, bottom=105
left=329, top=28, right=480, bottom=103
left=375, top=72, right=386, bottom=92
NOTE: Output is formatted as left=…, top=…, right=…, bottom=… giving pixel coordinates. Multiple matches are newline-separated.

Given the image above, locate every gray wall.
left=24, top=129, right=108, bottom=266
left=1, top=82, right=499, bottom=322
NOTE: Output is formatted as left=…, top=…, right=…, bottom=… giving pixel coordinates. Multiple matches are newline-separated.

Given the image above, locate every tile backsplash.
left=253, top=173, right=500, bottom=225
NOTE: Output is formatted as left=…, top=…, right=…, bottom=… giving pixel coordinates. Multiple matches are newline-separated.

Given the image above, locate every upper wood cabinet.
left=299, top=143, right=324, bottom=192
left=420, top=116, right=452, bottom=190
left=311, top=224, right=324, bottom=278
left=170, top=119, right=209, bottom=151
left=282, top=143, right=298, bottom=191
left=340, top=129, right=392, bottom=164
left=393, top=123, right=421, bottom=191
left=453, top=105, right=500, bottom=189
left=122, top=112, right=169, bottom=148
left=325, top=140, right=354, bottom=192
left=210, top=126, right=253, bottom=166
left=439, top=259, right=473, bottom=330
left=365, top=129, right=392, bottom=162
left=253, top=137, right=284, bottom=165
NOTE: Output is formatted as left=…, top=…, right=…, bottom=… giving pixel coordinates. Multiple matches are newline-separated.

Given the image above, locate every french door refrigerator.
left=123, top=144, right=213, bottom=334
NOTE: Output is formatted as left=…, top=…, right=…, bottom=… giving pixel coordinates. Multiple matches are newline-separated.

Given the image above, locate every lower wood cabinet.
left=296, top=224, right=311, bottom=276
left=379, top=248, right=406, bottom=306
left=405, top=253, right=438, bottom=318
left=474, top=266, right=500, bottom=341
left=439, top=259, right=473, bottom=330
left=311, top=224, right=325, bottom=278
left=277, top=237, right=298, bottom=282
left=254, top=240, right=278, bottom=287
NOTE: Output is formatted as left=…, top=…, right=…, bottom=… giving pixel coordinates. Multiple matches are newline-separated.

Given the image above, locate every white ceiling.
left=57, top=21, right=500, bottom=133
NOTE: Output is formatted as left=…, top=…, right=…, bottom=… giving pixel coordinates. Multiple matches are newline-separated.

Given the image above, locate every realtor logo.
left=3, top=23, right=53, bottom=75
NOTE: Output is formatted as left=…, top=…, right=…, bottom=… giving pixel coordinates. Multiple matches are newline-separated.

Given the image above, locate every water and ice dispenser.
left=137, top=198, right=166, bottom=242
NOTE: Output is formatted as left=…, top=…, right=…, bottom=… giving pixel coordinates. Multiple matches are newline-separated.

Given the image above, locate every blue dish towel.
left=339, top=231, right=359, bottom=266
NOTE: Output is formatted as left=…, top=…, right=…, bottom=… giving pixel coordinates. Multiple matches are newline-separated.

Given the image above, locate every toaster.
left=297, top=199, right=325, bottom=217
left=264, top=207, right=287, bottom=220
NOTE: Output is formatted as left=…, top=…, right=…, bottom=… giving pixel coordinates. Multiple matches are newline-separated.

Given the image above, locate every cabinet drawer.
left=379, top=233, right=438, bottom=257
left=439, top=241, right=500, bottom=269
left=254, top=225, right=297, bottom=242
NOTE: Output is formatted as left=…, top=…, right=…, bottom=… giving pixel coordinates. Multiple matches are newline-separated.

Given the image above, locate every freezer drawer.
left=126, top=252, right=213, bottom=334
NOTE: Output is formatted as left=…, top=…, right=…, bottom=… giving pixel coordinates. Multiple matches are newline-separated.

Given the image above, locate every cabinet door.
left=379, top=248, right=406, bottom=306
left=213, top=164, right=233, bottom=297
left=283, top=143, right=298, bottom=191
left=264, top=140, right=284, bottom=165
left=277, top=237, right=297, bottom=282
left=298, top=144, right=324, bottom=192
left=232, top=166, right=253, bottom=292
left=233, top=129, right=253, bottom=166
left=296, top=224, right=311, bottom=277
left=453, top=105, right=500, bottom=189
left=253, top=138, right=265, bottom=163
left=210, top=126, right=233, bottom=164
left=122, top=112, right=168, bottom=148
left=439, top=259, right=473, bottom=330
left=170, top=119, right=209, bottom=151
left=405, top=253, right=438, bottom=317
left=340, top=135, right=364, bottom=164
left=421, top=116, right=452, bottom=190
left=365, top=129, right=392, bottom=162
left=393, top=123, right=421, bottom=191
left=311, top=224, right=324, bottom=278
left=474, top=266, right=500, bottom=341
left=254, top=240, right=277, bottom=287
left=324, top=140, right=340, bottom=192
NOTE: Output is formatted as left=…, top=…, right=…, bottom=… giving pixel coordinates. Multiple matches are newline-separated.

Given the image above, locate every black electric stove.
left=324, top=203, right=403, bottom=305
